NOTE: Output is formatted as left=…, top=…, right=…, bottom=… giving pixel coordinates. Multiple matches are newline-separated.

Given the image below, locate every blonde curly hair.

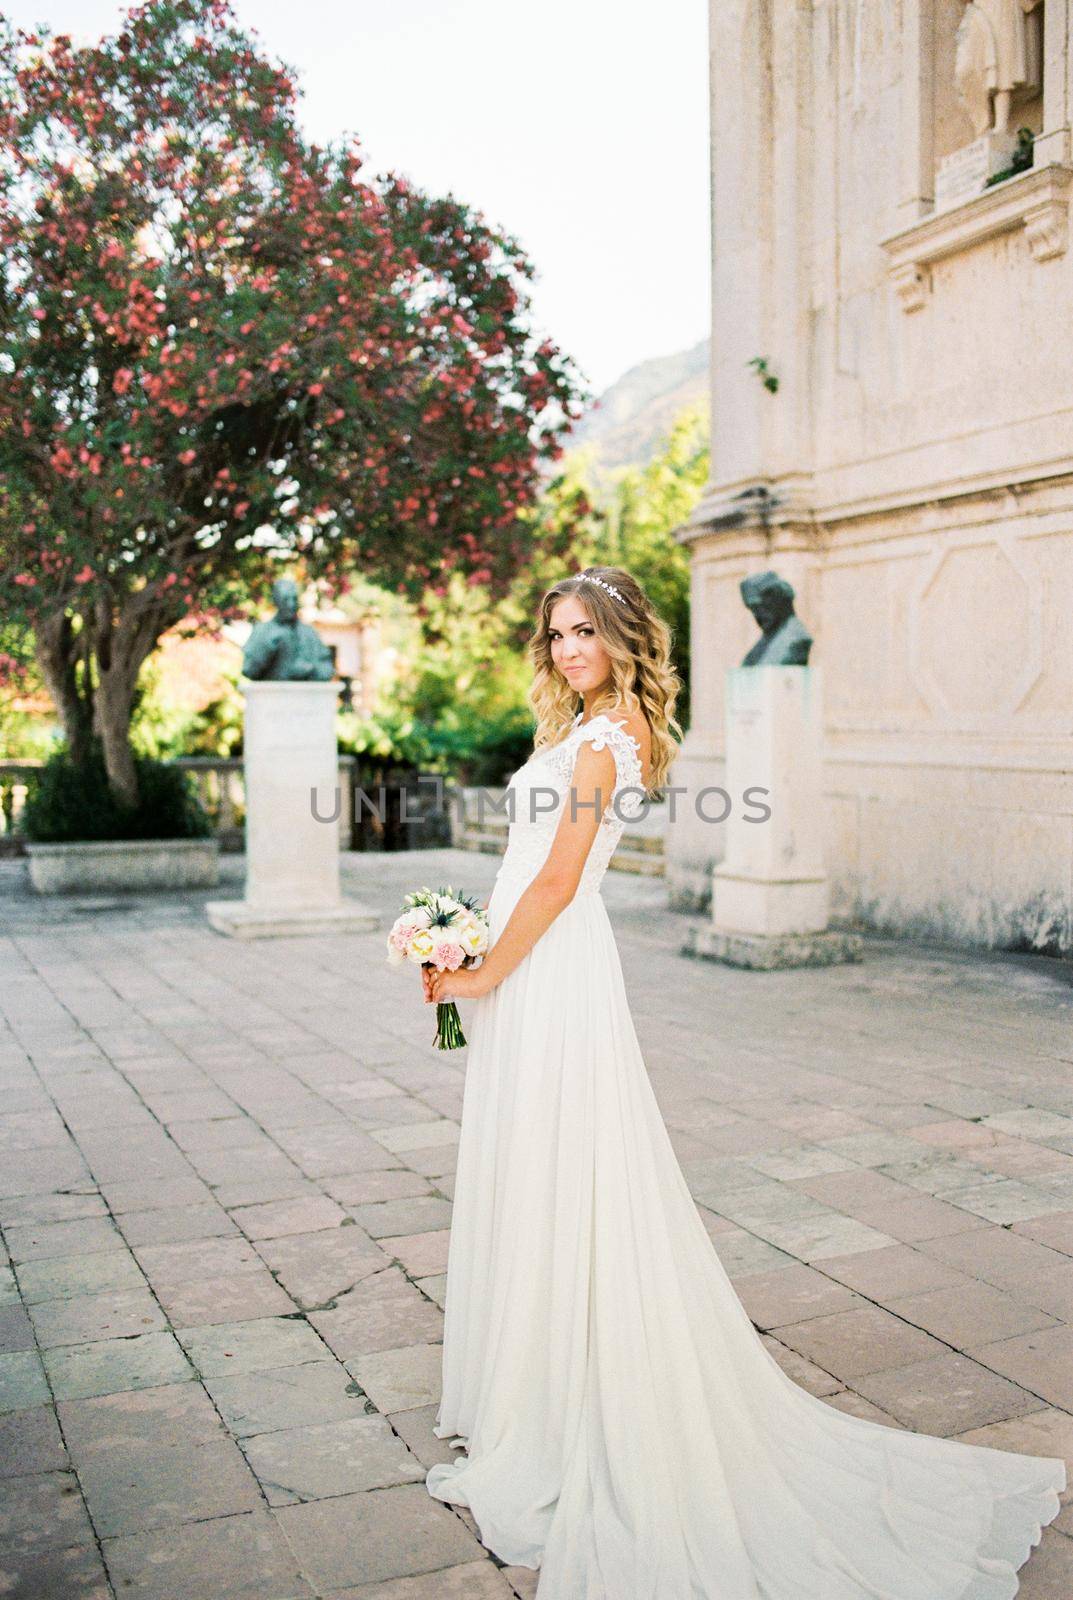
left=525, top=565, right=684, bottom=799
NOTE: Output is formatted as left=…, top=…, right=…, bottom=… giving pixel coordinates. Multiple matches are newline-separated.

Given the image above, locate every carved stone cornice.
left=881, top=163, right=1073, bottom=311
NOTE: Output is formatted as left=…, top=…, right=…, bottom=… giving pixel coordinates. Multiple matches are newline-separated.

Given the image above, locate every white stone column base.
left=682, top=923, right=863, bottom=970
left=712, top=868, right=829, bottom=937
left=205, top=900, right=379, bottom=940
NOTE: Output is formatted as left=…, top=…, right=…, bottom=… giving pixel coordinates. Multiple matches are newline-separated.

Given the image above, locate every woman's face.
left=548, top=593, right=612, bottom=695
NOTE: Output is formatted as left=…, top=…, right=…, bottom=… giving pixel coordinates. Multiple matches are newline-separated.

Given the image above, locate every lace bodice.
left=493, top=713, right=647, bottom=899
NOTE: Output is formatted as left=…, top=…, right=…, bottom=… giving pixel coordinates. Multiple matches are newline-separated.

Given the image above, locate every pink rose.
left=432, top=941, right=464, bottom=972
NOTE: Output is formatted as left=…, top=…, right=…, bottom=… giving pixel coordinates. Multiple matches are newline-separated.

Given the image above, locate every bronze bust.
left=242, top=578, right=336, bottom=682
left=740, top=571, right=813, bottom=666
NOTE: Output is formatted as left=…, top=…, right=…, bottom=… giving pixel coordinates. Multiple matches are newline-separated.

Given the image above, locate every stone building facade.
left=669, top=0, right=1073, bottom=955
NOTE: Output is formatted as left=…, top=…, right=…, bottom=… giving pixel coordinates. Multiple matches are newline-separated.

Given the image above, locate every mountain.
left=569, top=337, right=710, bottom=480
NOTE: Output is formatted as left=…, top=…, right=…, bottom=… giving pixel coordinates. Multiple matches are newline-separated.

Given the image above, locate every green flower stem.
left=434, top=1000, right=467, bottom=1051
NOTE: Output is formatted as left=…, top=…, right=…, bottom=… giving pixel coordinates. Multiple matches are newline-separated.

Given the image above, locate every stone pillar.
left=896, top=0, right=936, bottom=223
left=1035, top=0, right=1072, bottom=166
left=682, top=667, right=861, bottom=968
left=206, top=681, right=377, bottom=939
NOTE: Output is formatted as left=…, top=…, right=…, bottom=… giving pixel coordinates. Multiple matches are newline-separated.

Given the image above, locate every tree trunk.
left=35, top=590, right=178, bottom=813
left=94, top=671, right=140, bottom=812
left=89, top=589, right=176, bottom=814
left=34, top=610, right=94, bottom=767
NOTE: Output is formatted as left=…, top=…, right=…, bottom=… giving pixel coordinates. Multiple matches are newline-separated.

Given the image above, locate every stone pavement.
left=1, top=848, right=1072, bottom=1599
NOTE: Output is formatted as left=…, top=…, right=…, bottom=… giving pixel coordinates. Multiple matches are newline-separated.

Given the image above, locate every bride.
left=422, top=565, right=1065, bottom=1599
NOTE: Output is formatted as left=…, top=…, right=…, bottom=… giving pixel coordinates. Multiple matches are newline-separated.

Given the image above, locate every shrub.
left=20, top=743, right=211, bottom=844
left=336, top=704, right=535, bottom=787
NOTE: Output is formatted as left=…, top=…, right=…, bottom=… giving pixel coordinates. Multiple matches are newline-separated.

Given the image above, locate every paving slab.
left=969, top=1325, right=1073, bottom=1412
left=325, top=1170, right=434, bottom=1206
left=1013, top=1211, right=1073, bottom=1256
left=0, top=1403, right=67, bottom=1477
left=387, top=1402, right=465, bottom=1470
left=0, top=1467, right=94, bottom=1555
left=384, top=1229, right=451, bottom=1278
left=888, top=1282, right=1060, bottom=1348
left=117, top=1200, right=238, bottom=1247
left=347, top=1343, right=443, bottom=1414
left=176, top=1314, right=330, bottom=1378
left=732, top=1262, right=865, bottom=1330
left=102, top=1508, right=312, bottom=1600
left=29, top=1286, right=166, bottom=1348
left=253, top=1228, right=387, bottom=1308
left=1015, top=1529, right=1073, bottom=1597
left=849, top=1351, right=1046, bottom=1435
left=240, top=1413, right=425, bottom=1504
left=155, top=1268, right=298, bottom=1328
left=0, top=1303, right=35, bottom=1354
left=58, top=1381, right=226, bottom=1456
left=3, top=1214, right=125, bottom=1264
left=0, top=1350, right=50, bottom=1413
left=15, top=1248, right=147, bottom=1305
left=78, top=1436, right=263, bottom=1536
left=43, top=1330, right=194, bottom=1402
left=230, top=1194, right=348, bottom=1240
left=817, top=1242, right=978, bottom=1301
left=273, top=1482, right=483, bottom=1591
left=349, top=1197, right=455, bottom=1239
left=95, top=1174, right=212, bottom=1214
left=205, top=1360, right=368, bottom=1438
left=0, top=1189, right=107, bottom=1227
left=330, top=1562, right=517, bottom=1599
left=309, top=1268, right=444, bottom=1361
left=771, top=1303, right=949, bottom=1379
left=0, top=1538, right=112, bottom=1599
left=133, top=1235, right=264, bottom=1287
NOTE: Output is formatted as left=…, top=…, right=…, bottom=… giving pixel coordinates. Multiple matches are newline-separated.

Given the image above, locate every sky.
left=5, top=0, right=711, bottom=396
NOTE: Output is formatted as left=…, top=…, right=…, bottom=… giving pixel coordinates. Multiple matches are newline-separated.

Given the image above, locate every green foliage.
left=338, top=702, right=534, bottom=787
left=360, top=563, right=549, bottom=782
left=129, top=655, right=245, bottom=760
left=413, top=703, right=538, bottom=787
left=361, top=406, right=704, bottom=767
left=747, top=356, right=779, bottom=394
left=176, top=687, right=245, bottom=759
left=0, top=623, right=54, bottom=759
left=20, top=741, right=212, bottom=843
left=985, top=128, right=1034, bottom=187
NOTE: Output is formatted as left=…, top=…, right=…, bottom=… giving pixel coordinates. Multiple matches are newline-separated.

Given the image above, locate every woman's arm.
left=427, top=739, right=616, bottom=1002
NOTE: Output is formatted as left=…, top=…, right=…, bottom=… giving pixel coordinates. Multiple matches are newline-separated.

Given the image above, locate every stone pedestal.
left=206, top=681, right=377, bottom=939
left=681, top=667, right=861, bottom=969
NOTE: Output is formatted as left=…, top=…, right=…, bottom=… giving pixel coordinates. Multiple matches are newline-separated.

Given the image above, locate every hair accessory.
left=575, top=571, right=625, bottom=604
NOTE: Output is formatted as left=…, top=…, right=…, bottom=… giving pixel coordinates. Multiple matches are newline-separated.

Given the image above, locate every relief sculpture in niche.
left=954, top=0, right=1044, bottom=136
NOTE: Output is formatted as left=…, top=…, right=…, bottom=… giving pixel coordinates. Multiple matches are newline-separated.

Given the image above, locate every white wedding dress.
left=426, top=712, right=1065, bottom=1599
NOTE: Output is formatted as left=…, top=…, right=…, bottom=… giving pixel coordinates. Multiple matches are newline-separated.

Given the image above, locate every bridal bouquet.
left=386, top=884, right=489, bottom=1050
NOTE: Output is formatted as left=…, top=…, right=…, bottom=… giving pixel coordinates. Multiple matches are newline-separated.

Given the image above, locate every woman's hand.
left=423, top=963, right=491, bottom=1004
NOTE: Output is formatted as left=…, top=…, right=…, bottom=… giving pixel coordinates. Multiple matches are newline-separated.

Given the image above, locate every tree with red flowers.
left=0, top=0, right=583, bottom=810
